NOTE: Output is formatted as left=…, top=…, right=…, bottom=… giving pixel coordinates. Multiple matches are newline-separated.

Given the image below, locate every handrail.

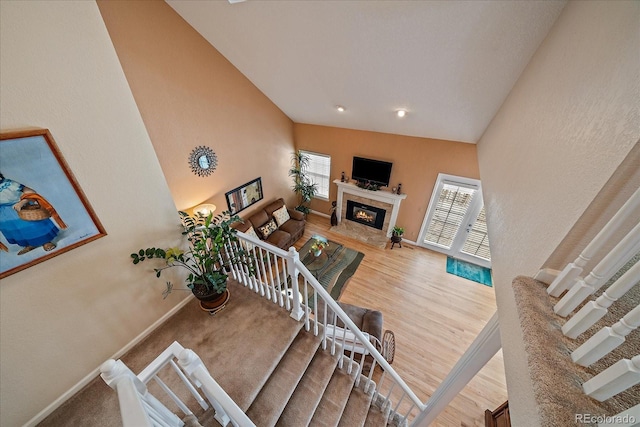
left=534, top=186, right=640, bottom=421
left=178, top=348, right=256, bottom=427
left=234, top=230, right=426, bottom=419
left=294, top=258, right=426, bottom=412
left=102, top=341, right=255, bottom=427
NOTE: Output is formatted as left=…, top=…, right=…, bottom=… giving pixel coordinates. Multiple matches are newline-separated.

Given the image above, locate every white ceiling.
left=166, top=0, right=566, bottom=143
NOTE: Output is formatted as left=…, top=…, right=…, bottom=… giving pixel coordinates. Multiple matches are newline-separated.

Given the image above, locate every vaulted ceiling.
left=167, top=0, right=566, bottom=143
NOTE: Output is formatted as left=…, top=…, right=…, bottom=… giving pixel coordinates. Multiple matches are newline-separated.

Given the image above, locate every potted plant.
left=309, top=236, right=329, bottom=257
left=392, top=226, right=405, bottom=237
left=391, top=225, right=404, bottom=249
left=289, top=150, right=318, bottom=215
left=131, top=210, right=254, bottom=309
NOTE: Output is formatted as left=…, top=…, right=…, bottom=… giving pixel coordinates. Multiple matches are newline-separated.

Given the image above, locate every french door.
left=418, top=174, right=491, bottom=268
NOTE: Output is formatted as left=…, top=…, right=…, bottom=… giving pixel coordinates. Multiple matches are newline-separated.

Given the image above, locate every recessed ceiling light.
left=396, top=109, right=407, bottom=118
left=336, top=106, right=345, bottom=112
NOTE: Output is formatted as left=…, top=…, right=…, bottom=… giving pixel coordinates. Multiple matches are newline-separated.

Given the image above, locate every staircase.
left=101, top=280, right=402, bottom=427
left=40, top=232, right=422, bottom=426
left=243, top=322, right=385, bottom=427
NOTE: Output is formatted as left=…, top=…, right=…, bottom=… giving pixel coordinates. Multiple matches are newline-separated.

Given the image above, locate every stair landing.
left=38, top=279, right=393, bottom=426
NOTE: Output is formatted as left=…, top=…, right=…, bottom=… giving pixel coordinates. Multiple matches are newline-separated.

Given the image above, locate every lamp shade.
left=193, top=204, right=217, bottom=217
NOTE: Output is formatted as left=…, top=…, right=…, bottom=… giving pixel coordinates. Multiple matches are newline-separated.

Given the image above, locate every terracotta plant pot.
left=197, top=288, right=230, bottom=311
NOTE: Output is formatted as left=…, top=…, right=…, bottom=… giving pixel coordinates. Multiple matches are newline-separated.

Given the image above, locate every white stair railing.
left=547, top=187, right=640, bottom=297
left=100, top=359, right=179, bottom=427
left=571, top=304, right=640, bottom=367
left=535, top=186, right=640, bottom=423
left=553, top=221, right=640, bottom=317
left=562, top=260, right=640, bottom=339
left=582, top=355, right=640, bottom=401
left=231, top=231, right=426, bottom=424
left=101, top=341, right=255, bottom=427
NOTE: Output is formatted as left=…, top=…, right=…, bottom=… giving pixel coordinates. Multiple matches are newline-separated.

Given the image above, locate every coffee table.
left=301, top=238, right=343, bottom=280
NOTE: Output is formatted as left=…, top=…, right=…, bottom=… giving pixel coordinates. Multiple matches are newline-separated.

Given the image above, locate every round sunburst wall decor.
left=188, top=146, right=218, bottom=177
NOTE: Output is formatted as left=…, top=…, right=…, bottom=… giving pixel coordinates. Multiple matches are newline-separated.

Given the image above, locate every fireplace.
left=346, top=200, right=386, bottom=230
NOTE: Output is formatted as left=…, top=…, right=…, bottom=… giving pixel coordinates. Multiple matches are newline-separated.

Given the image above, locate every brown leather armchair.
left=321, top=300, right=395, bottom=373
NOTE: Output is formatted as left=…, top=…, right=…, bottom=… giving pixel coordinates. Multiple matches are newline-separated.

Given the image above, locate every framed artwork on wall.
left=225, top=177, right=264, bottom=215
left=0, top=129, right=107, bottom=279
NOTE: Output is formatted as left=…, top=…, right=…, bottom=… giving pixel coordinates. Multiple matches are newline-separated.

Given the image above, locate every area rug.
left=446, top=256, right=493, bottom=287
left=299, top=238, right=364, bottom=300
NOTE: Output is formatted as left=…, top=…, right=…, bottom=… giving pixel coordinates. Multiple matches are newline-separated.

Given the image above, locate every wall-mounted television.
left=352, top=156, right=393, bottom=187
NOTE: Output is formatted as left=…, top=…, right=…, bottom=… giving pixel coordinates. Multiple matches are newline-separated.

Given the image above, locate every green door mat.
left=446, top=256, right=493, bottom=287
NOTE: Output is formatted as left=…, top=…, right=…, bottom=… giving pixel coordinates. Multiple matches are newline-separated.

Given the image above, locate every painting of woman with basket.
left=0, top=172, right=67, bottom=255
left=1, top=129, right=106, bottom=279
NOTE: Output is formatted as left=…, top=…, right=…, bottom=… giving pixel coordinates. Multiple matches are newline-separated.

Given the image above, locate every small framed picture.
left=0, top=129, right=107, bottom=278
left=225, top=177, right=264, bottom=215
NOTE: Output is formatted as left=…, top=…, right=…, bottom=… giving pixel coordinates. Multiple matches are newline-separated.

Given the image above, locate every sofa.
left=233, top=198, right=306, bottom=250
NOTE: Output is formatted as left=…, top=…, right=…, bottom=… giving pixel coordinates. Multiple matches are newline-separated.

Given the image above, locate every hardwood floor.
left=295, top=214, right=507, bottom=427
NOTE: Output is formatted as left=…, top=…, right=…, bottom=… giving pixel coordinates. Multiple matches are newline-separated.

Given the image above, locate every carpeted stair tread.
left=337, top=378, right=375, bottom=427
left=275, top=347, right=340, bottom=427
left=193, top=280, right=305, bottom=412
left=246, top=327, right=324, bottom=426
left=364, top=404, right=390, bottom=427
left=512, top=274, right=640, bottom=426
left=309, top=358, right=359, bottom=427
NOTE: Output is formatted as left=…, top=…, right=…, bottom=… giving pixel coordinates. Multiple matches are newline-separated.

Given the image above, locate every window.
left=301, top=150, right=331, bottom=200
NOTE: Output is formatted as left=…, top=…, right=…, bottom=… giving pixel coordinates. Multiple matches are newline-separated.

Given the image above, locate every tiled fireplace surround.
left=334, top=180, right=407, bottom=241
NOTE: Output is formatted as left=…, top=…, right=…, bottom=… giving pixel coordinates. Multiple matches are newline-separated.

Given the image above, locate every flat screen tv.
left=352, top=156, right=393, bottom=187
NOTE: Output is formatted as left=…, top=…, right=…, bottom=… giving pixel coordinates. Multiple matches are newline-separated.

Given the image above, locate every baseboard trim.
left=23, top=294, right=194, bottom=427
left=310, top=209, right=330, bottom=218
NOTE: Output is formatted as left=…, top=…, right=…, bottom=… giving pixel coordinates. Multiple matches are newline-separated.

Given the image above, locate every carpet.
left=446, top=256, right=493, bottom=287
left=299, top=238, right=364, bottom=301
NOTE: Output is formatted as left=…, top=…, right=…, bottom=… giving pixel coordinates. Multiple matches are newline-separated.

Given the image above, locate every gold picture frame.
left=0, top=129, right=106, bottom=278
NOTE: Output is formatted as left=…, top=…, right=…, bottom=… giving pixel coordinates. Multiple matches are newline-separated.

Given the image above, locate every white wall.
left=477, top=1, right=639, bottom=425
left=0, top=1, right=190, bottom=425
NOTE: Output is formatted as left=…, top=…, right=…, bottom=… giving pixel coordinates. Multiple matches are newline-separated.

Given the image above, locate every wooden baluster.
left=583, top=355, right=640, bottom=401
left=281, top=258, right=291, bottom=311
left=554, top=222, right=640, bottom=317
left=257, top=247, right=270, bottom=299
left=273, top=253, right=284, bottom=307
left=572, top=305, right=640, bottom=366
left=563, top=261, right=640, bottom=338
left=303, top=277, right=310, bottom=331
left=178, top=348, right=256, bottom=427
left=286, top=247, right=304, bottom=321
left=548, top=187, right=640, bottom=297
left=100, top=359, right=181, bottom=427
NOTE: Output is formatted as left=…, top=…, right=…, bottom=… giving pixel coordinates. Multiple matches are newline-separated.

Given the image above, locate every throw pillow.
left=257, top=219, right=278, bottom=239
left=242, top=226, right=259, bottom=251
left=272, top=205, right=290, bottom=227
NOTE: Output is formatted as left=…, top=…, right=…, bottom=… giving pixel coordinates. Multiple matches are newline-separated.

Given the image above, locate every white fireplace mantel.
left=334, top=180, right=407, bottom=237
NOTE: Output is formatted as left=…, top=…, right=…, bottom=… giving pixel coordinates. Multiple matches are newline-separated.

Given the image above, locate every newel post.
left=287, top=246, right=304, bottom=321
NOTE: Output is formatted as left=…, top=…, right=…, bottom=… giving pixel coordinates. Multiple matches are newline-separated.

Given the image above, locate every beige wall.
left=476, top=1, right=640, bottom=425
left=97, top=0, right=296, bottom=214
left=294, top=124, right=480, bottom=241
left=0, top=1, right=188, bottom=426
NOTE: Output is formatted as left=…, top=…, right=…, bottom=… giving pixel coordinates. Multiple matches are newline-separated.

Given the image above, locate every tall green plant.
left=289, top=150, right=318, bottom=214
left=131, top=211, right=254, bottom=298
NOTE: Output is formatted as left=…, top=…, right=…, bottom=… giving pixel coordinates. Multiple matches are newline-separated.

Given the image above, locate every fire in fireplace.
left=355, top=209, right=375, bottom=223
left=346, top=200, right=386, bottom=230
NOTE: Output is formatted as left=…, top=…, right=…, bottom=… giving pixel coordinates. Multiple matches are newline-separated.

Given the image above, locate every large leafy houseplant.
left=131, top=210, right=253, bottom=299
left=289, top=150, right=318, bottom=215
